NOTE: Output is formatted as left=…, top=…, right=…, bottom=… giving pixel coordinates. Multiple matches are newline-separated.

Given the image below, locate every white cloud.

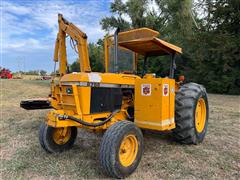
left=4, top=1, right=31, bottom=15
left=2, top=0, right=109, bottom=53
left=121, top=14, right=131, bottom=23
left=4, top=38, right=48, bottom=52
left=147, top=0, right=160, bottom=15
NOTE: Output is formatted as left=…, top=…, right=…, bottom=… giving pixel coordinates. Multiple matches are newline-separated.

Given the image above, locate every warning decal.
left=141, top=84, right=151, bottom=96
left=163, top=84, right=169, bottom=96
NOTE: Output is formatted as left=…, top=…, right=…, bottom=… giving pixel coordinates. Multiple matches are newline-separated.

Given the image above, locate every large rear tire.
left=99, top=120, right=143, bottom=178
left=173, top=83, right=209, bottom=144
left=39, top=122, right=77, bottom=153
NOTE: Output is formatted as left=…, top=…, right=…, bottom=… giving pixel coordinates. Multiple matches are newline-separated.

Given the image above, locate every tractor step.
left=20, top=98, right=52, bottom=110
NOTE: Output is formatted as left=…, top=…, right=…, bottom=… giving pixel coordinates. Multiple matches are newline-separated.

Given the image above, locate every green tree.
left=190, top=0, right=240, bottom=94
left=70, top=41, right=104, bottom=73
left=101, top=0, right=164, bottom=31
left=100, top=0, right=240, bottom=94
left=70, top=61, right=80, bottom=72
left=40, top=70, right=47, bottom=76
left=89, top=42, right=104, bottom=72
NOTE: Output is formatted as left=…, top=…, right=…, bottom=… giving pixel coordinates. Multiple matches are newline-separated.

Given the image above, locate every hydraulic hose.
left=56, top=109, right=120, bottom=127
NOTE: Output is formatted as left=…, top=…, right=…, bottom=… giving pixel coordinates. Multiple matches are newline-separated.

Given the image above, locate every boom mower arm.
left=54, top=14, right=91, bottom=75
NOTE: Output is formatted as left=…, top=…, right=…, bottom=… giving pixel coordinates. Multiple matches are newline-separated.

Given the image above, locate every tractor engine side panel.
left=90, top=88, right=122, bottom=114
left=134, top=78, right=175, bottom=131
left=53, top=85, right=91, bottom=115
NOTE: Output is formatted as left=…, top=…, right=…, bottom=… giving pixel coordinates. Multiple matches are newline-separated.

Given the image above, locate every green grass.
left=1, top=79, right=240, bottom=179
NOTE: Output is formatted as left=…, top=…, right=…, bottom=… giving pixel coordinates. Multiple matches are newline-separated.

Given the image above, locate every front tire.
left=173, top=83, right=209, bottom=144
left=39, top=122, right=77, bottom=153
left=99, top=120, right=143, bottom=178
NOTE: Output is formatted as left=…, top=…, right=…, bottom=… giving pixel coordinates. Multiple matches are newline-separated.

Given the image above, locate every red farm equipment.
left=0, top=67, right=13, bottom=79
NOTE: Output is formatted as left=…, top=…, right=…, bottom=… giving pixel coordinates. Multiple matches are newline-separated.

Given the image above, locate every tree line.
left=70, top=0, right=240, bottom=95
left=14, top=70, right=47, bottom=76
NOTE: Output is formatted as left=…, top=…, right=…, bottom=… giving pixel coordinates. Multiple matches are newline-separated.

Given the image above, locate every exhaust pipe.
left=114, top=27, right=120, bottom=73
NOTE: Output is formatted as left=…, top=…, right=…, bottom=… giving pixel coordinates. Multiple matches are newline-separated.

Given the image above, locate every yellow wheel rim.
left=52, top=127, right=71, bottom=145
left=119, top=134, right=138, bottom=167
left=195, top=98, right=207, bottom=133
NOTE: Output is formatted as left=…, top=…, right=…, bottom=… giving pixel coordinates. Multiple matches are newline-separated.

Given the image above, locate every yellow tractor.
left=21, top=14, right=209, bottom=178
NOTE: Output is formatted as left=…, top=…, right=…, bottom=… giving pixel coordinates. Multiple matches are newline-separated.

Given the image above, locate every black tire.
left=99, top=120, right=143, bottom=178
left=173, top=83, right=209, bottom=144
left=39, top=122, right=51, bottom=153
left=39, top=122, right=77, bottom=153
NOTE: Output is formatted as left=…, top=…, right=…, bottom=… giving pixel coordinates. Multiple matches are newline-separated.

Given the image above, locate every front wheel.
left=39, top=122, right=77, bottom=153
left=99, top=120, right=143, bottom=178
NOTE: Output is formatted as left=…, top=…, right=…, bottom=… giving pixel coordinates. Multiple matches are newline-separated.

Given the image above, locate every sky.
left=1, top=0, right=113, bottom=72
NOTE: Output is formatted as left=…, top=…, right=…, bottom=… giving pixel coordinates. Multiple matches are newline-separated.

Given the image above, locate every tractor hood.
left=60, top=72, right=140, bottom=88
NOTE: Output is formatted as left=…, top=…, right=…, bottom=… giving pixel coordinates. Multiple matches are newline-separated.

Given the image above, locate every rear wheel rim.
left=119, top=134, right=138, bottom=167
left=52, top=127, right=71, bottom=145
left=195, top=98, right=207, bottom=133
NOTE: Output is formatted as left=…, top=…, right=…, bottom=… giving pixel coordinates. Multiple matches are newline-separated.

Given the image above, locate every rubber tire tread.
left=173, top=83, right=209, bottom=144
left=99, top=120, right=143, bottom=179
left=39, top=122, right=77, bottom=153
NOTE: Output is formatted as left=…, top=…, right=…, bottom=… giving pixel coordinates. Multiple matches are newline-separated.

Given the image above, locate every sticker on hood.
left=88, top=73, right=102, bottom=82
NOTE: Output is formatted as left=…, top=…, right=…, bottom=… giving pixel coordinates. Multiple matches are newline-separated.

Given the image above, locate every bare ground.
left=0, top=79, right=240, bottom=179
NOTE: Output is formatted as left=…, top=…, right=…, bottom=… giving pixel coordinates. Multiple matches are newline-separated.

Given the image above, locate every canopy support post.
left=169, top=53, right=176, bottom=78
left=142, top=55, right=148, bottom=78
